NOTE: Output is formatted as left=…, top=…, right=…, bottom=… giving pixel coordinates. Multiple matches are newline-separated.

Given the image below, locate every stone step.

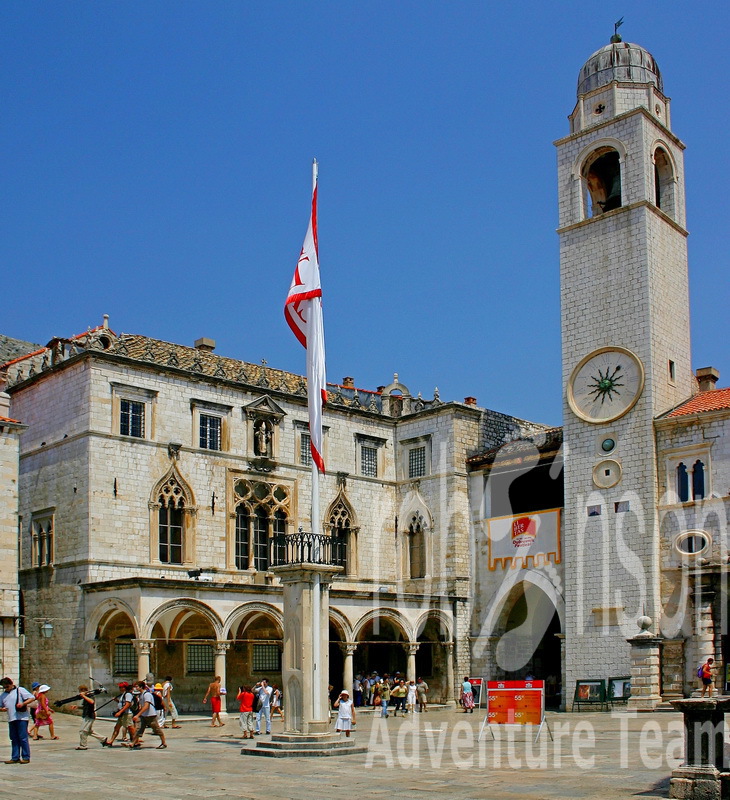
left=241, top=743, right=368, bottom=759
left=272, top=733, right=343, bottom=744
left=263, top=738, right=358, bottom=750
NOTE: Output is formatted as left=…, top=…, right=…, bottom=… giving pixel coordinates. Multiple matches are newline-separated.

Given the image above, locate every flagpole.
left=310, top=157, right=322, bottom=718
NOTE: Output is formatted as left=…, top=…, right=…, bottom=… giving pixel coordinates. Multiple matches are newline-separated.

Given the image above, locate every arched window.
left=231, top=479, right=290, bottom=571
left=325, top=491, right=360, bottom=577
left=158, top=476, right=185, bottom=564
left=676, top=463, right=689, bottom=503
left=328, top=501, right=351, bottom=573
left=151, top=467, right=195, bottom=565
left=692, top=460, right=705, bottom=501
left=583, top=148, right=622, bottom=217
left=408, top=513, right=426, bottom=579
left=654, top=147, right=676, bottom=219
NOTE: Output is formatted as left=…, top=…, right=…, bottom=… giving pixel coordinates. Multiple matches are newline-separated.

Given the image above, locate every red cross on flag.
left=284, top=162, right=326, bottom=472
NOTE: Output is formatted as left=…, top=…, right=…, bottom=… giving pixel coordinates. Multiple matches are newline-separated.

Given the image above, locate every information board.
left=478, top=680, right=552, bottom=742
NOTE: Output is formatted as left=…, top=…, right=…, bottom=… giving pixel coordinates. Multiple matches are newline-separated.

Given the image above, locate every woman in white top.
left=406, top=680, right=417, bottom=714
left=333, top=689, right=356, bottom=737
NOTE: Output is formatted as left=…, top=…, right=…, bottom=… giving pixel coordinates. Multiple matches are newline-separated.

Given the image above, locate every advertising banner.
left=486, top=508, right=561, bottom=570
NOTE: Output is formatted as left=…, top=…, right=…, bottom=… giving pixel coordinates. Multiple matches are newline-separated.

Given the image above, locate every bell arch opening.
left=582, top=147, right=622, bottom=217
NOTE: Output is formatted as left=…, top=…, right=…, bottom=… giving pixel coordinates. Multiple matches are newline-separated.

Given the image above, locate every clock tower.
left=556, top=35, right=694, bottom=695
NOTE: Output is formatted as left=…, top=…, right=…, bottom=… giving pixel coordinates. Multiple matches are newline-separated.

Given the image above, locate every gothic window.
left=583, top=148, right=622, bottom=217
left=329, top=502, right=350, bottom=573
left=408, top=513, right=426, bottom=579
left=158, top=478, right=185, bottom=564
left=253, top=506, right=269, bottom=571
left=235, top=506, right=251, bottom=570
left=120, top=399, right=145, bottom=438
left=152, top=468, right=195, bottom=565
left=232, top=479, right=290, bottom=571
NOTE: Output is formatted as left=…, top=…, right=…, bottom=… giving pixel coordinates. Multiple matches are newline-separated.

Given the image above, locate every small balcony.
left=274, top=532, right=346, bottom=568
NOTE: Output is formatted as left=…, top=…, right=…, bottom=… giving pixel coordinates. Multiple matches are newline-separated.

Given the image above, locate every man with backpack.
left=102, top=682, right=137, bottom=747
left=699, top=657, right=715, bottom=697
left=128, top=681, right=167, bottom=749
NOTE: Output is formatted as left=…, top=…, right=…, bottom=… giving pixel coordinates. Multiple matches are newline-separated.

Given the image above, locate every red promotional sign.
left=486, top=680, right=544, bottom=726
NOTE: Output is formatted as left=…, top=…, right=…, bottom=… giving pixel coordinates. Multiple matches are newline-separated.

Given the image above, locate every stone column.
left=339, top=642, right=357, bottom=695
left=444, top=642, right=456, bottom=706
left=404, top=642, right=419, bottom=684
left=627, top=616, right=662, bottom=711
left=271, top=562, right=342, bottom=735
left=691, top=579, right=716, bottom=698
left=669, top=698, right=730, bottom=800
left=215, top=641, right=231, bottom=715
left=132, top=639, right=154, bottom=681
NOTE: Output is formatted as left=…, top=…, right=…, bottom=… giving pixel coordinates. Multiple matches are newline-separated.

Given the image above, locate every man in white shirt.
left=253, top=679, right=273, bottom=735
left=162, top=676, right=181, bottom=729
left=0, top=676, right=35, bottom=764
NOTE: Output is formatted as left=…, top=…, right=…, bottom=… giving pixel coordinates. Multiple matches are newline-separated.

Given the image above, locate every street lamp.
left=39, top=620, right=54, bottom=639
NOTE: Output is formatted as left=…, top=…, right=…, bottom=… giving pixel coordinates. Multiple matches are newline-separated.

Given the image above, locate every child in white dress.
left=333, top=689, right=356, bottom=737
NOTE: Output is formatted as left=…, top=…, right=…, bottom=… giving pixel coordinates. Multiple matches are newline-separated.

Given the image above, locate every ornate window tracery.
left=233, top=479, right=290, bottom=571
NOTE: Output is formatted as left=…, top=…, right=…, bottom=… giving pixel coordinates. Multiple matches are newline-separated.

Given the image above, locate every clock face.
left=567, top=347, right=645, bottom=424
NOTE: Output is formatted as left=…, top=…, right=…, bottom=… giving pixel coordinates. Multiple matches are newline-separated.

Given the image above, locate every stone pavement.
left=0, top=707, right=690, bottom=800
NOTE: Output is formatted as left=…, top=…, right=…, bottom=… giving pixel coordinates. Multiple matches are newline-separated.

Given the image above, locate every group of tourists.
left=204, top=675, right=284, bottom=737
left=351, top=673, right=429, bottom=716
left=0, top=673, right=182, bottom=763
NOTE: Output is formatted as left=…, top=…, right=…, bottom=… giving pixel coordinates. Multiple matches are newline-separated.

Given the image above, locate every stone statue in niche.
left=254, top=418, right=272, bottom=457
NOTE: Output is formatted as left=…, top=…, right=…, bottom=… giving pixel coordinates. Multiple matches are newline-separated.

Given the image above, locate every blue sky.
left=2, top=2, right=728, bottom=427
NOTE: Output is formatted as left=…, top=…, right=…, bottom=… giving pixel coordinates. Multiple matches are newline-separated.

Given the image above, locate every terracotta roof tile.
left=0, top=415, right=21, bottom=424
left=664, top=388, right=730, bottom=418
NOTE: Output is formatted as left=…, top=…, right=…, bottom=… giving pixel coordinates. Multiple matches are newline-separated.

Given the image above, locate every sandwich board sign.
left=477, top=680, right=552, bottom=742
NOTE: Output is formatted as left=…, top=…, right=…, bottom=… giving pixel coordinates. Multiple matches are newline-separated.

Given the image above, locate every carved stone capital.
left=215, top=641, right=231, bottom=655
left=339, top=641, right=358, bottom=657
left=132, top=639, right=155, bottom=655
left=403, top=642, right=420, bottom=656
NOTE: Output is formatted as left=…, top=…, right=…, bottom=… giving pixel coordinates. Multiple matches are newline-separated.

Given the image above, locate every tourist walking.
left=271, top=685, right=284, bottom=721
left=129, top=681, right=167, bottom=749
left=31, top=685, right=58, bottom=739
left=237, top=686, right=255, bottom=739
left=353, top=675, right=363, bottom=707
left=254, top=679, right=273, bottom=735
left=334, top=689, right=356, bottom=737
left=162, top=676, right=181, bottom=728
left=72, top=685, right=106, bottom=750
left=699, top=658, right=715, bottom=697
left=461, top=677, right=475, bottom=712
left=203, top=675, right=225, bottom=727
left=103, top=682, right=136, bottom=747
left=0, top=676, right=34, bottom=764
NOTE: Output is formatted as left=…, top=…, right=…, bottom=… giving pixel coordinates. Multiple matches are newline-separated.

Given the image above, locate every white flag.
left=284, top=169, right=326, bottom=472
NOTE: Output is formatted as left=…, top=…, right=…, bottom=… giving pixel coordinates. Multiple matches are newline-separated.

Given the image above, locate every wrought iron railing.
left=274, top=532, right=346, bottom=568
